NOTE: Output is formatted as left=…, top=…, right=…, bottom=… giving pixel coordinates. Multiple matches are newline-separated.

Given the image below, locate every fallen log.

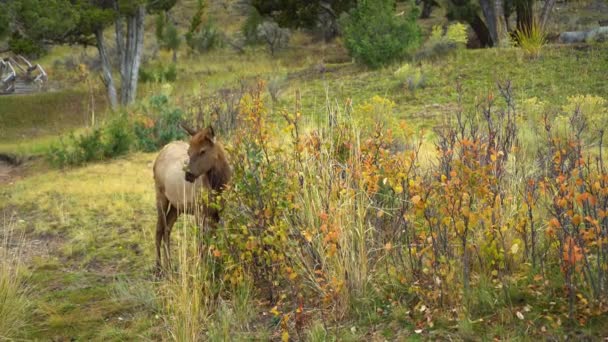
left=559, top=26, right=608, bottom=44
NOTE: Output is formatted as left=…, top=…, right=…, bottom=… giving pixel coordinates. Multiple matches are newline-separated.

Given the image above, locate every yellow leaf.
left=510, top=243, right=519, bottom=255
left=412, top=195, right=421, bottom=205
left=282, top=331, right=289, bottom=342
left=270, top=306, right=280, bottom=316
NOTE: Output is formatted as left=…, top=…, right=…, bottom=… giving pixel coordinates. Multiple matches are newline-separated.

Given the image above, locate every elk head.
left=181, top=122, right=219, bottom=183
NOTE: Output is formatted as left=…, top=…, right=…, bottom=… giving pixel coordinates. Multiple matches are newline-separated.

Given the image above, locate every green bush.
left=103, top=115, right=133, bottom=158
left=394, top=63, right=426, bottom=92
left=46, top=115, right=134, bottom=167
left=139, top=64, right=177, bottom=83
left=339, top=0, right=421, bottom=68
left=415, top=23, right=468, bottom=61
left=8, top=33, right=44, bottom=58
left=186, top=21, right=224, bottom=53
left=241, top=7, right=264, bottom=45
left=133, top=95, right=187, bottom=152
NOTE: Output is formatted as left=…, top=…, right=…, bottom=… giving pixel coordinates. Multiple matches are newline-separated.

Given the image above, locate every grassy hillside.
left=2, top=1, right=608, bottom=340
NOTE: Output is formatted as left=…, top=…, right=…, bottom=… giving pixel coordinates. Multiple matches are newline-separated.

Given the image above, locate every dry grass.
left=0, top=216, right=30, bottom=340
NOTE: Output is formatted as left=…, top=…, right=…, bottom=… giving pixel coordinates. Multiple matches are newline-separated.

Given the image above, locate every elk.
left=152, top=124, right=231, bottom=271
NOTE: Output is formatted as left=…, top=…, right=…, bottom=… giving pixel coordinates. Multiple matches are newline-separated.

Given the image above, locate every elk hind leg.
left=155, top=196, right=170, bottom=272
left=162, top=205, right=179, bottom=271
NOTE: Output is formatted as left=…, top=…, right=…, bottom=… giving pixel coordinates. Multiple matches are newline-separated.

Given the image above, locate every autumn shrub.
left=158, top=82, right=608, bottom=338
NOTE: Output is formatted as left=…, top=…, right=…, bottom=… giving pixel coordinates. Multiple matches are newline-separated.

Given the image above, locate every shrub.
left=133, top=95, right=187, bottom=152
left=515, top=18, right=546, bottom=58
left=393, top=63, right=426, bottom=93
left=257, top=21, right=290, bottom=56
left=241, top=7, right=264, bottom=45
left=186, top=21, right=224, bottom=53
left=415, top=23, right=468, bottom=61
left=445, top=22, right=468, bottom=45
left=46, top=115, right=134, bottom=167
left=139, top=64, right=177, bottom=83
left=267, top=75, right=287, bottom=103
left=339, top=0, right=421, bottom=68
left=103, top=114, right=134, bottom=158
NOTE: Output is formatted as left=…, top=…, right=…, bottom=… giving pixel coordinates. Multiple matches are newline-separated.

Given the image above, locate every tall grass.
left=515, top=18, right=547, bottom=59
left=0, top=217, right=30, bottom=340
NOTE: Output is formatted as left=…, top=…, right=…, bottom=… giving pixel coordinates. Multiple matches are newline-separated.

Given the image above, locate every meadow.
left=1, top=2, right=608, bottom=341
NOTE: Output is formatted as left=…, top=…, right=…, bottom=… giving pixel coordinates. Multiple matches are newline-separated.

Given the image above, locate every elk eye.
left=200, top=150, right=206, bottom=155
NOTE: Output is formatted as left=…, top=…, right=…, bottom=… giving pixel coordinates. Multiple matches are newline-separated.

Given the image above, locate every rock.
left=586, top=26, right=608, bottom=43
left=559, top=31, right=587, bottom=44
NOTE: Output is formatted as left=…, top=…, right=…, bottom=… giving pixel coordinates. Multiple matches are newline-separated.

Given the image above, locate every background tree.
left=252, top=0, right=356, bottom=41
left=0, top=2, right=9, bottom=41
left=156, top=12, right=181, bottom=62
left=2, top=0, right=176, bottom=109
left=447, top=0, right=554, bottom=47
left=416, top=0, right=439, bottom=19
left=340, top=0, right=421, bottom=68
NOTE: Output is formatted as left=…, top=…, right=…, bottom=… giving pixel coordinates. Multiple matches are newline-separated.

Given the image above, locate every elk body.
left=152, top=125, right=231, bottom=270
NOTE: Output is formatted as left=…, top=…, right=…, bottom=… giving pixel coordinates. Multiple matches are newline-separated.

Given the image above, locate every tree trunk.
left=516, top=0, right=534, bottom=32
left=471, top=13, right=494, bottom=47
left=95, top=28, right=118, bottom=111
left=480, top=0, right=498, bottom=45
left=420, top=0, right=437, bottom=19
left=114, top=2, right=126, bottom=89
left=494, top=0, right=509, bottom=46
left=539, top=0, right=556, bottom=29
left=120, top=5, right=145, bottom=105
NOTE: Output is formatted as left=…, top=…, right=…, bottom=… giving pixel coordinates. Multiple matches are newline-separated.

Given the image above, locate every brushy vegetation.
left=46, top=115, right=133, bottom=167
left=139, top=63, right=178, bottom=83
left=154, top=82, right=608, bottom=339
left=46, top=96, right=187, bottom=166
left=415, top=23, right=468, bottom=61
left=340, top=0, right=421, bottom=68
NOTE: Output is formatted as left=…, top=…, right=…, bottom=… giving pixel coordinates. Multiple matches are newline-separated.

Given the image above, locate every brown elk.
left=153, top=124, right=231, bottom=271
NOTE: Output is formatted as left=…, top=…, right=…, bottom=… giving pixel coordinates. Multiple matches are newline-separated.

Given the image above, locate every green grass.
left=0, top=89, right=109, bottom=154
left=1, top=153, right=158, bottom=340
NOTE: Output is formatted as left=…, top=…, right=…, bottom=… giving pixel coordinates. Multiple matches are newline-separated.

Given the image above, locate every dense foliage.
left=158, top=81, right=608, bottom=339
left=340, top=0, right=421, bottom=68
left=251, top=0, right=355, bottom=30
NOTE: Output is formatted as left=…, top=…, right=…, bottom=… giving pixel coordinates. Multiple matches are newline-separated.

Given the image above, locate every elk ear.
left=205, top=125, right=216, bottom=144
left=180, top=122, right=197, bottom=136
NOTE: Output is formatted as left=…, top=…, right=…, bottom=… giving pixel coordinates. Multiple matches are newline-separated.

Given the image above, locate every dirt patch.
left=0, top=153, right=30, bottom=185
left=0, top=227, right=65, bottom=266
